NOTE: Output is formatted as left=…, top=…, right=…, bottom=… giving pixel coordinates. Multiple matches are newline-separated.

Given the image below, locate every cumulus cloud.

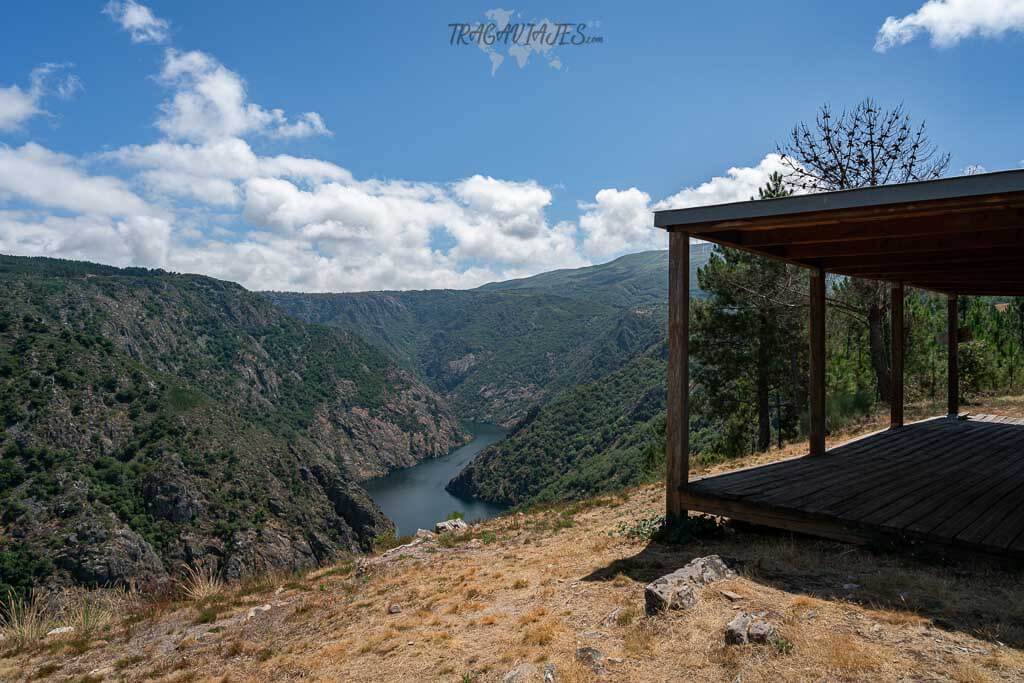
left=653, top=154, right=790, bottom=210
left=103, top=0, right=169, bottom=44
left=577, top=154, right=790, bottom=260
left=0, top=211, right=171, bottom=268
left=156, top=49, right=332, bottom=141
left=0, top=143, right=155, bottom=217
left=0, top=64, right=81, bottom=131
left=578, top=187, right=659, bottom=259
left=875, top=0, right=1024, bottom=51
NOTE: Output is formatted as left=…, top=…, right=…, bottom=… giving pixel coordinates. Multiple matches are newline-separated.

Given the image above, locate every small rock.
left=543, top=663, right=556, bottom=682
left=842, top=583, right=860, bottom=591
left=747, top=618, right=777, bottom=644
left=246, top=604, right=272, bottom=620
left=415, top=528, right=436, bottom=539
left=88, top=666, right=114, bottom=677
left=720, top=589, right=743, bottom=602
left=725, top=613, right=752, bottom=645
left=435, top=518, right=469, bottom=534
left=725, top=611, right=780, bottom=646
left=601, top=607, right=621, bottom=626
left=388, top=603, right=402, bottom=614
left=502, top=662, right=540, bottom=683
left=46, top=626, right=75, bottom=637
left=575, top=647, right=605, bottom=673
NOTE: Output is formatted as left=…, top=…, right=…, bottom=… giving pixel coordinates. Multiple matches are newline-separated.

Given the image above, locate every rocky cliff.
left=0, top=256, right=464, bottom=595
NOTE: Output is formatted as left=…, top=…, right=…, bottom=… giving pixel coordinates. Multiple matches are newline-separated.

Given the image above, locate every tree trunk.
left=867, top=302, right=891, bottom=403
left=756, top=314, right=771, bottom=451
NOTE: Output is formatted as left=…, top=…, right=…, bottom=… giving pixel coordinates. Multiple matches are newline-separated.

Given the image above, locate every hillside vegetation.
left=0, top=255, right=463, bottom=595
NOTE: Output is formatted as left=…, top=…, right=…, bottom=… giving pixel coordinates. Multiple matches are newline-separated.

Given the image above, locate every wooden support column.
left=948, top=293, right=959, bottom=418
left=809, top=267, right=826, bottom=456
left=890, top=282, right=905, bottom=428
left=666, top=231, right=689, bottom=523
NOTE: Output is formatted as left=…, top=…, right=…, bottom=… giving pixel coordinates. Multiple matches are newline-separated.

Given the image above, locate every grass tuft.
left=0, top=590, right=50, bottom=650
left=178, top=564, right=224, bottom=602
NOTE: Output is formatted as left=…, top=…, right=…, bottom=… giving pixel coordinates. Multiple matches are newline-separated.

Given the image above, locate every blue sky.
left=1, top=1, right=1022, bottom=291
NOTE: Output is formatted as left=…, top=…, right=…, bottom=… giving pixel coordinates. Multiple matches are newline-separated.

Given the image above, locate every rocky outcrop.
left=56, top=518, right=167, bottom=588
left=142, top=457, right=201, bottom=524
left=435, top=518, right=468, bottom=534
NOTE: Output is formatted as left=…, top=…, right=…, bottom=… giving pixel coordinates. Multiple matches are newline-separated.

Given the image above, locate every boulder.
left=435, top=518, right=469, bottom=534
left=543, top=663, right=556, bottom=682
left=414, top=528, right=436, bottom=539
left=644, top=555, right=736, bottom=614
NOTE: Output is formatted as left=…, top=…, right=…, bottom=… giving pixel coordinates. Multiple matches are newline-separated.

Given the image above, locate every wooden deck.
left=680, top=415, right=1024, bottom=558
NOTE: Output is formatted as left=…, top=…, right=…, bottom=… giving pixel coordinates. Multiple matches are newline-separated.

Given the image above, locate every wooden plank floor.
left=680, top=415, right=1024, bottom=558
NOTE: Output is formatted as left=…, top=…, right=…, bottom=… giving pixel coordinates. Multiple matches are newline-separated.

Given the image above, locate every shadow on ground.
left=582, top=521, right=1024, bottom=648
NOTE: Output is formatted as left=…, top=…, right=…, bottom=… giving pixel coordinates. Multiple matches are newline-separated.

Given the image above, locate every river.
left=363, top=422, right=508, bottom=537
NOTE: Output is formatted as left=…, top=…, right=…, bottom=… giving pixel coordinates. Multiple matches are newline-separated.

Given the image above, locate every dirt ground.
left=4, top=400, right=1024, bottom=682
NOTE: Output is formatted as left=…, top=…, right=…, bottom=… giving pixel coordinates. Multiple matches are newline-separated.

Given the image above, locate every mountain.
left=266, top=289, right=648, bottom=425
left=266, top=248, right=706, bottom=426
left=477, top=245, right=710, bottom=306
left=0, top=255, right=463, bottom=595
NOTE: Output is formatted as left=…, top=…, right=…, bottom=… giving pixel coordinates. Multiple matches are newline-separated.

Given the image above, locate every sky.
left=1, top=0, right=1022, bottom=292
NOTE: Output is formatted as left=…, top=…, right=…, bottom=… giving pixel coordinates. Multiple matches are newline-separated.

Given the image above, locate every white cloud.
left=0, top=143, right=155, bottom=217
left=577, top=154, right=789, bottom=260
left=578, top=187, right=659, bottom=259
left=156, top=49, right=332, bottom=141
left=653, top=154, right=790, bottom=210
left=103, top=0, right=169, bottom=44
left=875, top=0, right=1024, bottom=51
left=0, top=64, right=81, bottom=131
left=0, top=211, right=171, bottom=268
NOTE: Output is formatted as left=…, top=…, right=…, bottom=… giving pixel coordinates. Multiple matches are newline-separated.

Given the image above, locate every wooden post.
left=809, top=267, right=826, bottom=456
left=891, top=282, right=904, bottom=428
left=666, top=231, right=689, bottom=523
left=948, top=293, right=959, bottom=418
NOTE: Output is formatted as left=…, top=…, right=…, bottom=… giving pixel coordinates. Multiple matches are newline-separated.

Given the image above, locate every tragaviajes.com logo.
left=449, top=9, right=603, bottom=75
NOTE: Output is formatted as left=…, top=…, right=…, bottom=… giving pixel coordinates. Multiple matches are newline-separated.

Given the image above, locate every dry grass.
left=0, top=591, right=49, bottom=650
left=4, top=399, right=1024, bottom=682
left=177, top=563, right=225, bottom=602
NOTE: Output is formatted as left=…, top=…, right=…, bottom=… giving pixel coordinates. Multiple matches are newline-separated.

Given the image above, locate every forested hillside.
left=0, top=256, right=463, bottom=595
left=265, top=250, right=696, bottom=425
left=446, top=343, right=668, bottom=506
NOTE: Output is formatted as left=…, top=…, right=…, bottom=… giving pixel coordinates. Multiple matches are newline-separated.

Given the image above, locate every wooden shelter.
left=653, top=170, right=1024, bottom=557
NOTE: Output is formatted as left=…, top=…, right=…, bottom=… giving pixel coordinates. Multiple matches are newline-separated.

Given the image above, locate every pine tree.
left=692, top=173, right=808, bottom=454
